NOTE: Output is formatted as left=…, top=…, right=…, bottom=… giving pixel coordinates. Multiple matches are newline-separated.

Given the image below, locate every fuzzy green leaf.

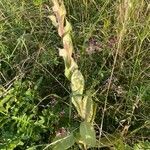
left=53, top=133, right=75, bottom=150
left=82, top=95, right=94, bottom=122
left=71, top=70, right=84, bottom=116
left=80, top=121, right=96, bottom=147
left=71, top=70, right=84, bottom=96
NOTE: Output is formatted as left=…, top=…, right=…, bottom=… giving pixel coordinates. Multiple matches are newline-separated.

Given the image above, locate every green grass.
left=0, top=0, right=150, bottom=149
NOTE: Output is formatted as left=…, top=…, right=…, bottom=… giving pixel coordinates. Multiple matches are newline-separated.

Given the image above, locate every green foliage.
left=134, top=141, right=150, bottom=150
left=33, top=0, right=43, bottom=6
left=52, top=132, right=75, bottom=150
left=0, top=80, right=59, bottom=149
left=79, top=121, right=96, bottom=148
left=0, top=0, right=149, bottom=149
left=50, top=1, right=98, bottom=148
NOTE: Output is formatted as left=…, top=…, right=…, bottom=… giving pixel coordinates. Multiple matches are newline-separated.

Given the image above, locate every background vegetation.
left=0, top=0, right=150, bottom=149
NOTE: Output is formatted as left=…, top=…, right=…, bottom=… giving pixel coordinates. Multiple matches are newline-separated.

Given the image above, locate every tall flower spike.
left=50, top=0, right=96, bottom=123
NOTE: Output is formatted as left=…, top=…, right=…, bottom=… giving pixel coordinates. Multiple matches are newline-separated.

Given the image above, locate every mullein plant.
left=49, top=0, right=97, bottom=149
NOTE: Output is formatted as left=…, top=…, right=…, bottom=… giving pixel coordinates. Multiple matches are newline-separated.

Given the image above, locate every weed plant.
left=0, top=0, right=150, bottom=149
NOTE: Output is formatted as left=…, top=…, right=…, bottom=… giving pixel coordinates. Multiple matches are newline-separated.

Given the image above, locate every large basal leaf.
left=53, top=133, right=75, bottom=150
left=80, top=121, right=96, bottom=147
